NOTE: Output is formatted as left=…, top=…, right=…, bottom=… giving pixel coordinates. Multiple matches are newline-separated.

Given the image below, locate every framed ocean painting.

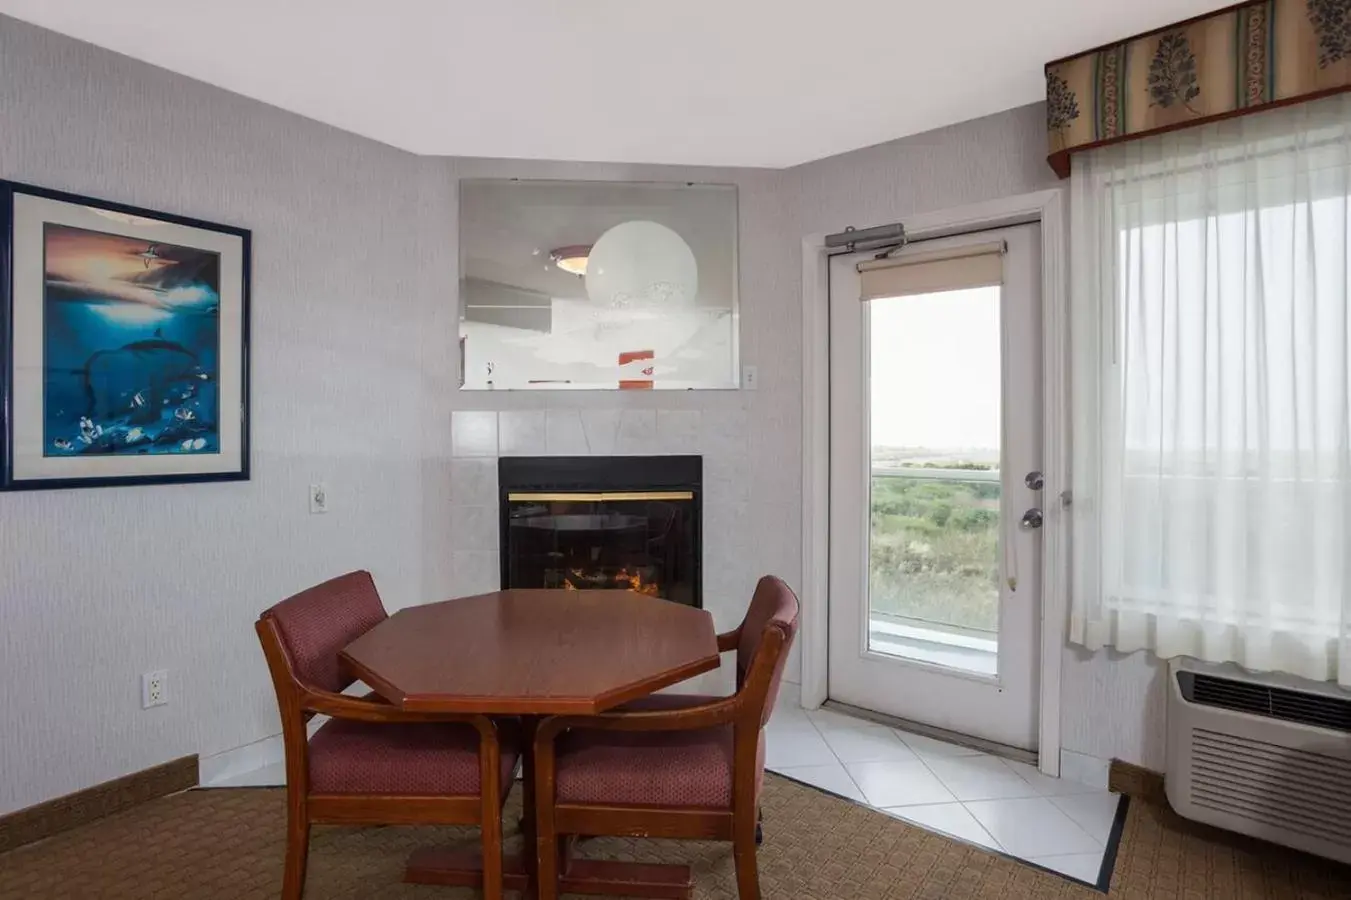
left=0, top=181, right=251, bottom=490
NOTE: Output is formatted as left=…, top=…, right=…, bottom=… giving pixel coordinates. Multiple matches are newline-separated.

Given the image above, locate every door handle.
left=1020, top=508, right=1044, bottom=530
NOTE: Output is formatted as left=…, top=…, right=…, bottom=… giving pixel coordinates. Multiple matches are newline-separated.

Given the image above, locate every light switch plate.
left=742, top=365, right=758, bottom=390
left=310, top=483, right=329, bottom=514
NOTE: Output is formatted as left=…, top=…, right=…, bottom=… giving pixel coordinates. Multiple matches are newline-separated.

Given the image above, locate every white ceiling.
left=0, top=0, right=1232, bottom=168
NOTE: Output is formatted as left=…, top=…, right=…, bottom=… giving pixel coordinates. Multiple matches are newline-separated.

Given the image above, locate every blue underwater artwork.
left=42, top=224, right=220, bottom=458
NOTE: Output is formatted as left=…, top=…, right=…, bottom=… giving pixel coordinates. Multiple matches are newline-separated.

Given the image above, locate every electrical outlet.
left=309, top=482, right=329, bottom=514
left=142, top=670, right=168, bottom=709
left=742, top=365, right=758, bottom=390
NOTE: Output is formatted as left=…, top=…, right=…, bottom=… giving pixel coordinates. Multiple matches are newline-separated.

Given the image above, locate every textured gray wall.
left=789, top=103, right=1059, bottom=235
left=0, top=15, right=795, bottom=814
left=0, top=16, right=432, bottom=814
left=0, top=13, right=1155, bottom=815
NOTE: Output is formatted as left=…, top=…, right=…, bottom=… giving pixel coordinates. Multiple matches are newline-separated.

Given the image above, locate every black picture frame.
left=0, top=180, right=251, bottom=491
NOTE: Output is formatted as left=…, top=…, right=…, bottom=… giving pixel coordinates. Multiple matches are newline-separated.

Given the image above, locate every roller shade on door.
left=856, top=241, right=1005, bottom=301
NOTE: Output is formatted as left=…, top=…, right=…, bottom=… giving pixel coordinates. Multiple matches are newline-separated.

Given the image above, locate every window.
left=1070, top=95, right=1351, bottom=685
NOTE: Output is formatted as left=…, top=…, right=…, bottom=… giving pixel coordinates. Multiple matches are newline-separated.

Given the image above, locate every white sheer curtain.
left=1070, top=94, right=1351, bottom=685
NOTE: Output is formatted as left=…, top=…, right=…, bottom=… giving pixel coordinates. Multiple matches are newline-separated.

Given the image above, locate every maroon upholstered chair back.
left=262, top=570, right=388, bottom=694
left=737, top=575, right=800, bottom=725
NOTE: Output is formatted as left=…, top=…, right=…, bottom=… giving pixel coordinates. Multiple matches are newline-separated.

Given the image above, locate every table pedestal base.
left=404, top=847, right=693, bottom=899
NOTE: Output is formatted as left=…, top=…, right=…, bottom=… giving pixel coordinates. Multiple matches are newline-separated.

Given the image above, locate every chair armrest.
left=301, top=688, right=497, bottom=734
left=716, top=628, right=741, bottom=653
left=535, top=695, right=743, bottom=748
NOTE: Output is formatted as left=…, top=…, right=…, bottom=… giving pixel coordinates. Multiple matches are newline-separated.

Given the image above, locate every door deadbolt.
left=1024, top=470, right=1045, bottom=491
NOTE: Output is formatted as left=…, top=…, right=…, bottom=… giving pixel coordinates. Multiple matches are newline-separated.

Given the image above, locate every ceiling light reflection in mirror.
left=459, top=179, right=738, bottom=390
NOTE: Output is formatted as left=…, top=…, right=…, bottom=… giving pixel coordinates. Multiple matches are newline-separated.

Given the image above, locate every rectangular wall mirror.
left=458, top=179, right=739, bottom=390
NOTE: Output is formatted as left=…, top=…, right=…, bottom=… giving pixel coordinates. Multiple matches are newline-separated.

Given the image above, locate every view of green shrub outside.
left=867, top=287, right=1002, bottom=636
left=869, top=463, right=1001, bottom=634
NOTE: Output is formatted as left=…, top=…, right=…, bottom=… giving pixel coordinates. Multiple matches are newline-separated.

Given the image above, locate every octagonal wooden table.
left=339, top=588, right=721, bottom=899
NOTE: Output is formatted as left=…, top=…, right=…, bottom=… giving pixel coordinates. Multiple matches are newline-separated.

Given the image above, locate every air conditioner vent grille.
left=1179, top=672, right=1351, bottom=733
left=1190, top=729, right=1351, bottom=842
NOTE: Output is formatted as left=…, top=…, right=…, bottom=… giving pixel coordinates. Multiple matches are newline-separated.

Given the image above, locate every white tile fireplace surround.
left=448, top=406, right=800, bottom=693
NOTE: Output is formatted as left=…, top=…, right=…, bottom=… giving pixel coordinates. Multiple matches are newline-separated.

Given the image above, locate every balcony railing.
left=872, top=466, right=999, bottom=483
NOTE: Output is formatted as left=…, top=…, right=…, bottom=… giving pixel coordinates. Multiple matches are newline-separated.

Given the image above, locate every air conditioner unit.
left=1167, top=657, right=1351, bottom=863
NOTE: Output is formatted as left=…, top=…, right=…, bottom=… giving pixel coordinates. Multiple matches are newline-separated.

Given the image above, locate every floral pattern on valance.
left=1046, top=0, right=1351, bottom=176
left=1308, top=0, right=1351, bottom=66
left=1147, top=32, right=1201, bottom=112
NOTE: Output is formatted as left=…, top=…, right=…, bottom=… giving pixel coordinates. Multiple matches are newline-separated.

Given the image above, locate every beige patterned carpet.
left=1, top=773, right=1349, bottom=898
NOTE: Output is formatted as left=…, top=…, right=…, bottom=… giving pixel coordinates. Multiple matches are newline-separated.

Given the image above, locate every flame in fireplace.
left=618, top=566, right=661, bottom=597
left=563, top=567, right=661, bottom=597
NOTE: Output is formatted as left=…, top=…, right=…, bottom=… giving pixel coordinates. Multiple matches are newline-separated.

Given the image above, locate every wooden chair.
left=255, top=570, right=519, bottom=900
left=531, top=575, right=800, bottom=900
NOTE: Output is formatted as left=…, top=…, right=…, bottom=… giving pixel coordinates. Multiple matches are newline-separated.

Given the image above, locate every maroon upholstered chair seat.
left=308, top=717, right=521, bottom=796
left=554, top=719, right=765, bottom=809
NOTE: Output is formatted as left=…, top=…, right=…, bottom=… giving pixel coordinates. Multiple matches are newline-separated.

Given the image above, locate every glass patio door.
left=826, top=224, right=1043, bottom=750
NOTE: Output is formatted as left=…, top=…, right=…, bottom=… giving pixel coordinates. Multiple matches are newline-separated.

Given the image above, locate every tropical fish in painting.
left=77, top=416, right=103, bottom=445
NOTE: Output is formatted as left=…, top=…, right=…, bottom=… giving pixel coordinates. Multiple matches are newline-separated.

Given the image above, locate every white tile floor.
left=206, top=703, right=1121, bottom=886
left=769, top=704, right=1122, bottom=884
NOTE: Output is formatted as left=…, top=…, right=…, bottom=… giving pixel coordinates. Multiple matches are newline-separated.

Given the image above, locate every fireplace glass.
left=503, top=489, right=699, bottom=608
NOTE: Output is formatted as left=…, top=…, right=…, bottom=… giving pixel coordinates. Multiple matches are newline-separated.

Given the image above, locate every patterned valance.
left=1046, top=0, right=1351, bottom=177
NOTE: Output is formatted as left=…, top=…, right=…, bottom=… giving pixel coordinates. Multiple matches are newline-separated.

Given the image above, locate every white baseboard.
left=1060, top=749, right=1111, bottom=790
left=200, top=733, right=286, bottom=787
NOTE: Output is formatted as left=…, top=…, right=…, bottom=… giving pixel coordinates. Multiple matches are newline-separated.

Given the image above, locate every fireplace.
left=498, top=456, right=702, bottom=608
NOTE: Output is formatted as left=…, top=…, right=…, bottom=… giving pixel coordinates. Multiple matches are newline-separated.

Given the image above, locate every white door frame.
left=799, top=188, right=1069, bottom=776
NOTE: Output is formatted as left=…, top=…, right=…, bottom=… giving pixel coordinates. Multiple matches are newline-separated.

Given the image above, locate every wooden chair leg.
left=478, top=722, right=505, bottom=900
left=282, top=815, right=310, bottom=900
left=733, top=808, right=760, bottom=900
left=533, top=726, right=560, bottom=900
left=481, top=796, right=503, bottom=900
left=534, top=801, right=560, bottom=899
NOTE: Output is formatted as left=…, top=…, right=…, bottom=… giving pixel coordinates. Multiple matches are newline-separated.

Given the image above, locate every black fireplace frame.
left=497, top=455, right=703, bottom=609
